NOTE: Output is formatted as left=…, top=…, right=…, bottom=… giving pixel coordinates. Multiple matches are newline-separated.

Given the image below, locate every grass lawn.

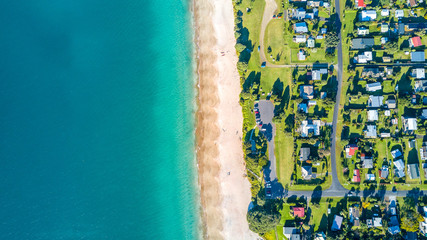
left=264, top=19, right=287, bottom=65
left=276, top=126, right=294, bottom=188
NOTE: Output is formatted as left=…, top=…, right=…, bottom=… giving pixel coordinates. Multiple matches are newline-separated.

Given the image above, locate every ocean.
left=0, top=0, right=199, bottom=239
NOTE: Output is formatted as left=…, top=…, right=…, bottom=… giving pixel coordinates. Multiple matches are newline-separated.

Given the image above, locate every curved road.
left=259, top=0, right=277, bottom=67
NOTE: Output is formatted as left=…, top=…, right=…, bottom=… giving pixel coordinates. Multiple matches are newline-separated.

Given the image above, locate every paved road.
left=258, top=100, right=276, bottom=182
left=354, top=63, right=427, bottom=67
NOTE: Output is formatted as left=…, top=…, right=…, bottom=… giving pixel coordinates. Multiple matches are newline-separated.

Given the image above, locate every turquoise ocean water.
left=0, top=0, right=199, bottom=239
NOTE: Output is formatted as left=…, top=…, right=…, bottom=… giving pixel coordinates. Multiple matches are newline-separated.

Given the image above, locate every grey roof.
left=352, top=38, right=375, bottom=49
left=411, top=51, right=425, bottom=62
left=331, top=215, right=343, bottom=231
left=408, top=164, right=420, bottom=179
left=365, top=125, right=377, bottom=138
left=363, top=159, right=374, bottom=168
left=366, top=82, right=382, bottom=92
left=300, top=147, right=310, bottom=161
left=422, top=109, right=427, bottom=119
left=368, top=95, right=384, bottom=108
left=398, top=23, right=405, bottom=35
left=388, top=225, right=401, bottom=235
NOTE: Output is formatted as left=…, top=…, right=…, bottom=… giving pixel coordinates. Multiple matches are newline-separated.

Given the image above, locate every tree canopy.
left=247, top=205, right=281, bottom=234
left=325, top=32, right=339, bottom=49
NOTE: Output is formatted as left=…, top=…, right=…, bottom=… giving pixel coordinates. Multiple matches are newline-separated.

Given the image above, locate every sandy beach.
left=194, top=0, right=258, bottom=239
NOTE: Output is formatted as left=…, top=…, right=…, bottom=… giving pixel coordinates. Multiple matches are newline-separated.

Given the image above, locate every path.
left=259, top=0, right=278, bottom=66
left=258, top=100, right=276, bottom=182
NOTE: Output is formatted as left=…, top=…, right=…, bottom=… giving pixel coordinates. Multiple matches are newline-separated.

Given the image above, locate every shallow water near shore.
left=0, top=0, right=199, bottom=239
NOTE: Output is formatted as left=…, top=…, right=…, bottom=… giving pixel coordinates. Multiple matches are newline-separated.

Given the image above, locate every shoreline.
left=194, top=0, right=257, bottom=239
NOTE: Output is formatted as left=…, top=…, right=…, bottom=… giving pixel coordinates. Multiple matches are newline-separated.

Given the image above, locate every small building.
left=300, top=147, right=311, bottom=161
left=368, top=95, right=384, bottom=108
left=420, top=143, right=427, bottom=160
left=408, top=0, right=418, bottom=7
left=381, top=37, right=388, bottom=44
left=408, top=163, right=420, bottom=179
left=349, top=207, right=360, bottom=226
left=381, top=9, right=390, bottom=16
left=403, top=118, right=418, bottom=133
left=395, top=9, right=404, bottom=18
left=421, top=109, right=427, bottom=119
left=355, top=51, right=373, bottom=63
left=381, top=23, right=389, bottom=33
left=320, top=28, right=327, bottom=34
left=367, top=109, right=379, bottom=122
left=391, top=149, right=403, bottom=159
left=298, top=49, right=306, bottom=61
left=300, top=85, right=314, bottom=99
left=387, top=99, right=396, bottom=109
left=352, top=38, right=375, bottom=49
left=345, top=144, right=358, bottom=158
left=365, top=125, right=377, bottom=138
left=283, top=227, right=300, bottom=240
left=332, top=215, right=343, bottom=231
left=307, top=36, right=315, bottom=48
left=299, top=119, right=323, bottom=137
left=412, top=68, right=425, bottom=79
left=293, top=35, right=307, bottom=43
left=302, top=165, right=313, bottom=180
left=355, top=0, right=366, bottom=8
left=415, top=80, right=427, bottom=92
left=353, top=169, right=361, bottom=183
left=383, top=56, right=392, bottom=63
left=293, top=207, right=305, bottom=218
left=379, top=165, right=389, bottom=179
left=394, top=159, right=405, bottom=178
left=314, top=232, right=326, bottom=240
left=388, top=225, right=401, bottom=235
left=362, top=67, right=383, bottom=78
left=362, top=155, right=374, bottom=168
left=373, top=217, right=382, bottom=227
left=360, top=10, right=377, bottom=21
left=411, top=51, right=425, bottom=62
left=357, top=27, right=369, bottom=36
left=298, top=103, right=308, bottom=113
left=410, top=36, right=423, bottom=48
left=380, top=132, right=391, bottom=138
left=320, top=92, right=327, bottom=99
left=366, top=82, right=382, bottom=92
left=294, top=22, right=309, bottom=33
left=398, top=23, right=405, bottom=35
left=366, top=173, right=376, bottom=181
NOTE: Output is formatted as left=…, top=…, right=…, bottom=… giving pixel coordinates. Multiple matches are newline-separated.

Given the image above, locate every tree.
left=247, top=206, right=281, bottom=234
left=234, top=32, right=241, bottom=39
left=237, top=61, right=248, bottom=73
left=401, top=211, right=423, bottom=232
left=235, top=43, right=246, bottom=53
left=325, top=32, right=339, bottom=49
left=384, top=41, right=398, bottom=54
left=379, top=0, right=390, bottom=6
left=415, top=29, right=426, bottom=37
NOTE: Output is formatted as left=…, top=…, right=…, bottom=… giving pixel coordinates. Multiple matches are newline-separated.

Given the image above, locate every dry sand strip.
left=194, top=0, right=258, bottom=239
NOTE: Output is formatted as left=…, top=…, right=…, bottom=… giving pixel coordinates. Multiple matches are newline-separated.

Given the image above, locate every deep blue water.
left=0, top=1, right=199, bottom=239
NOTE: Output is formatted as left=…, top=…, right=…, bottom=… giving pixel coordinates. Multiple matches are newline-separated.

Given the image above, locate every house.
left=383, top=56, right=392, bottom=62
left=353, top=169, right=361, bottom=182
left=314, top=232, right=326, bottom=240
left=293, top=8, right=307, bottom=20
left=379, top=165, right=389, bottom=179
left=395, top=9, right=404, bottom=18
left=366, top=173, right=376, bottom=181
left=358, top=27, right=369, bottom=36
left=367, top=109, right=379, bottom=122
left=300, top=147, right=311, bottom=161
left=308, top=100, right=317, bottom=106
left=299, top=119, right=324, bottom=137
left=394, top=159, right=405, bottom=178
left=412, top=68, right=425, bottom=79
left=345, top=144, right=358, bottom=158
left=365, top=125, right=377, bottom=138
left=421, top=109, right=427, bottom=119
left=362, top=155, right=374, bottom=168
left=294, top=22, right=308, bottom=33
left=366, top=82, right=382, bottom=92
left=411, top=51, right=425, bottom=62
left=300, top=85, right=314, bottom=99
left=332, top=215, right=343, bottom=231
left=349, top=207, right=360, bottom=226
left=362, top=67, right=383, bottom=78
left=410, top=36, right=423, bottom=48
left=311, top=68, right=328, bottom=80
left=293, top=207, right=305, bottom=218
left=381, top=132, right=391, bottom=138
left=355, top=0, right=366, bottom=8
left=298, top=49, right=306, bottom=61
left=373, top=217, right=382, bottom=227
left=415, top=80, right=427, bottom=92
left=360, top=10, right=377, bottom=21
left=307, top=37, right=315, bottom=48
left=408, top=0, right=418, bottom=7
left=387, top=99, right=396, bottom=109
left=352, top=38, right=375, bottom=49
left=298, top=103, right=308, bottom=113
left=368, top=95, right=384, bottom=108
left=403, top=117, right=418, bottom=133
left=381, top=23, right=389, bottom=33
left=294, top=35, right=307, bottom=43
left=381, top=37, right=388, bottom=44
left=283, top=227, right=300, bottom=240
left=355, top=51, right=373, bottom=63
left=320, top=92, right=327, bottom=99
left=307, top=0, right=322, bottom=7
left=367, top=219, right=373, bottom=228
left=320, top=28, right=327, bottom=34
left=420, top=143, right=427, bottom=160
left=381, top=9, right=390, bottom=16
left=388, top=225, right=401, bottom=235
left=408, top=163, right=420, bottom=179
left=302, top=166, right=313, bottom=179
left=391, top=149, right=403, bottom=159
left=398, top=23, right=405, bottom=35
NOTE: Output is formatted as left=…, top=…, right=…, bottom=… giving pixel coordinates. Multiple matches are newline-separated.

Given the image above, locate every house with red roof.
left=293, top=207, right=305, bottom=218
left=345, top=144, right=358, bottom=158
left=410, top=36, right=423, bottom=48
left=353, top=169, right=361, bottom=183
left=355, top=0, right=366, bottom=8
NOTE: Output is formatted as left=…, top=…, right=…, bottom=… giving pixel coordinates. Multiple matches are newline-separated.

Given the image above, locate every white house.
left=367, top=110, right=379, bottom=121
left=366, top=82, right=382, bottom=92
left=381, top=9, right=390, bottom=16
left=355, top=51, right=373, bottom=63
left=403, top=118, right=418, bottom=133
left=294, top=35, right=307, bottom=43
left=360, top=10, right=377, bottom=21
left=358, top=27, right=370, bottom=36
left=395, top=9, right=404, bottom=18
